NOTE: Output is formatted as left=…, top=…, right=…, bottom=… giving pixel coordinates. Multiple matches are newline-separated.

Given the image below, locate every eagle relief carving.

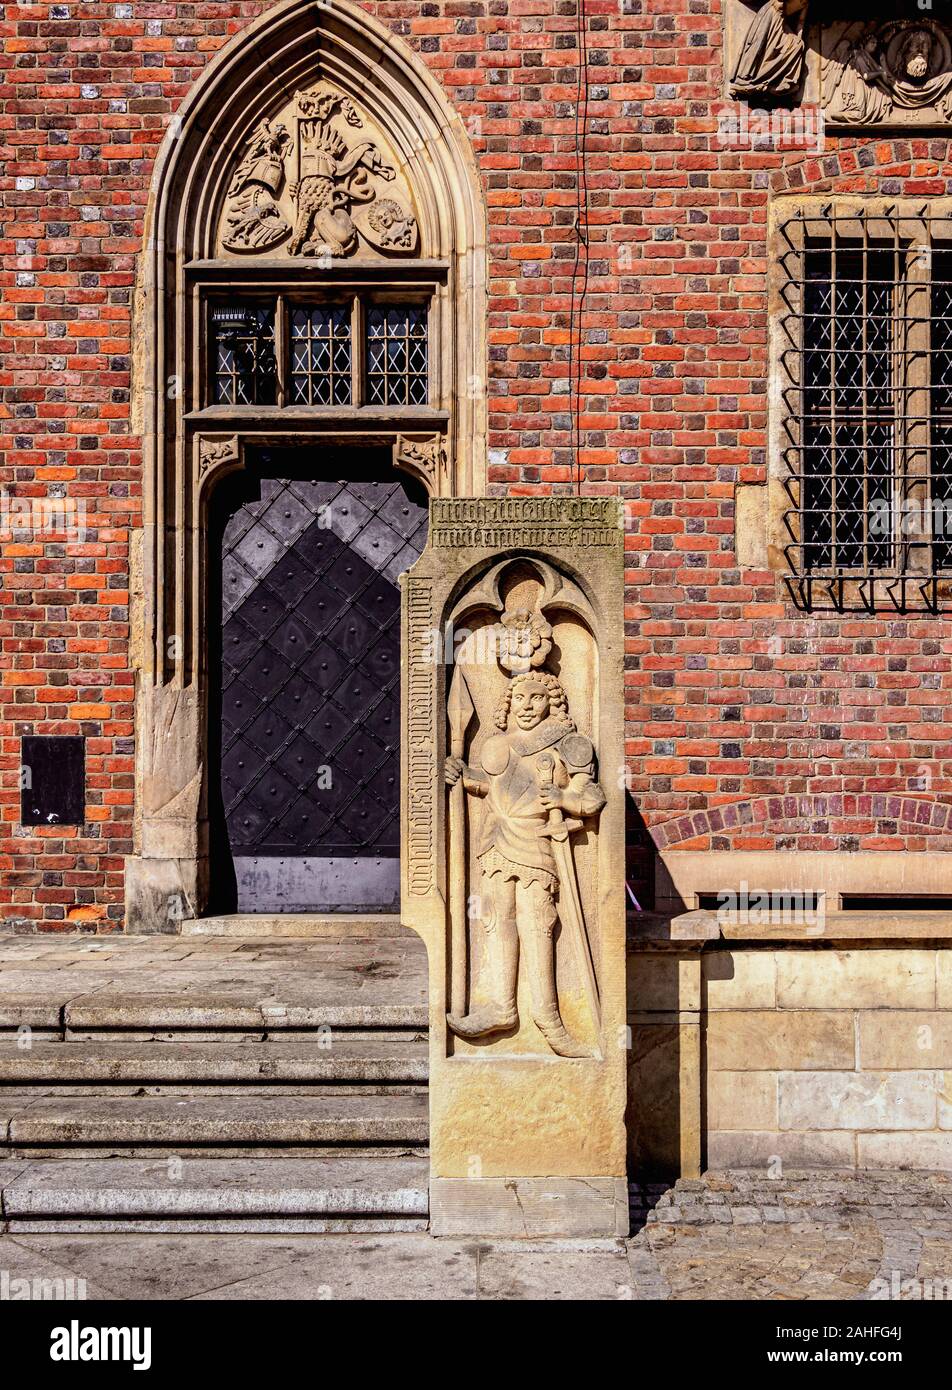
left=219, top=82, right=419, bottom=258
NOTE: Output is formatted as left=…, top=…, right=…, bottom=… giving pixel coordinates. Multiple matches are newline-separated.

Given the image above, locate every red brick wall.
left=2, top=0, right=951, bottom=927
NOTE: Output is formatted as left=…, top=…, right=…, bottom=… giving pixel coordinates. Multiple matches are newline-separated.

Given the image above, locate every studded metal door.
left=216, top=470, right=428, bottom=912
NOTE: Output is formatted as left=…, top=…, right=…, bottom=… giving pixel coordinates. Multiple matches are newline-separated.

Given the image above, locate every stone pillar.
left=401, top=497, right=628, bottom=1237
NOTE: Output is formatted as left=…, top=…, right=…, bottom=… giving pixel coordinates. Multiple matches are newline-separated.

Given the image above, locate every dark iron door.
left=215, top=465, right=428, bottom=912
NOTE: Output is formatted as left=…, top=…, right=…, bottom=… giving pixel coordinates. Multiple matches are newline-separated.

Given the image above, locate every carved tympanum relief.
left=444, top=563, right=604, bottom=1059
left=219, top=82, right=419, bottom=258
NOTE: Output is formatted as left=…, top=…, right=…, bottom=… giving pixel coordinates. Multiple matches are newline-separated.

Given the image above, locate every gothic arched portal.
left=127, top=0, right=487, bottom=929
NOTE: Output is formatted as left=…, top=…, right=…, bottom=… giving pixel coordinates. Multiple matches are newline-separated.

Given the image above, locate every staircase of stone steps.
left=0, top=932, right=431, bottom=1232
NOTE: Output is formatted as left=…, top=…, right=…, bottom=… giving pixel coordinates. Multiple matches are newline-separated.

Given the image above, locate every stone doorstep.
left=1, top=1155, right=431, bottom=1232
left=181, top=916, right=417, bottom=939
left=4, top=1219, right=431, bottom=1234
left=0, top=1038, right=429, bottom=1085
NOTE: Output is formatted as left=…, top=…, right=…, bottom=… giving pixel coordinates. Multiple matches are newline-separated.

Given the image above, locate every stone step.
left=1, top=1094, right=429, bottom=1151
left=182, top=916, right=416, bottom=939
left=0, top=1155, right=429, bottom=1232
left=0, top=1038, right=428, bottom=1085
left=62, top=995, right=429, bottom=1034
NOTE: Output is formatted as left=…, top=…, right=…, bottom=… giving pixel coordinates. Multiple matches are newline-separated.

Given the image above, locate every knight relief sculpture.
left=219, top=82, right=418, bottom=258
left=445, top=603, right=604, bottom=1058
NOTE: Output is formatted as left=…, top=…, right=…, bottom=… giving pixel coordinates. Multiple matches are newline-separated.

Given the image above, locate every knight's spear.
left=447, top=653, right=475, bottom=1019
left=537, top=751, right=602, bottom=1036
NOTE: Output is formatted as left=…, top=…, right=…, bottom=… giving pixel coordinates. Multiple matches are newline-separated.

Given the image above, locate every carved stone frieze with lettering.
left=218, top=82, right=419, bottom=259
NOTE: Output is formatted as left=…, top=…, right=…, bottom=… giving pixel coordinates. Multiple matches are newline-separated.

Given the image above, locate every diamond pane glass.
left=366, top=305, right=428, bottom=406
left=290, top=306, right=352, bottom=406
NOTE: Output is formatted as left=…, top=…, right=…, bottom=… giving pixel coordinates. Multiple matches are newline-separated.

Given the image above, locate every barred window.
left=779, top=204, right=952, bottom=609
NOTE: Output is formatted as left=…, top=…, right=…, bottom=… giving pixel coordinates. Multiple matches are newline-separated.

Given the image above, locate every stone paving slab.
left=3, top=1173, right=952, bottom=1299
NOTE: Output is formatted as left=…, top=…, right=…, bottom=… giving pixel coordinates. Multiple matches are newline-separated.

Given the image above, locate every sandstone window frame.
left=767, top=194, right=952, bottom=612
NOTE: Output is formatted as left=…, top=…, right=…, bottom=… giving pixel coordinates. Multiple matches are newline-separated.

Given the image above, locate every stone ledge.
left=628, top=910, right=952, bottom=948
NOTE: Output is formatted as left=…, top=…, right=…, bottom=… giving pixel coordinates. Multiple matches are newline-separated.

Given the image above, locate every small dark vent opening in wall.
left=841, top=896, right=952, bottom=912
left=698, top=891, right=820, bottom=913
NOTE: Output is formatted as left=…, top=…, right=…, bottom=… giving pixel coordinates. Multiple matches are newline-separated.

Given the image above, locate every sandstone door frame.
left=127, top=0, right=487, bottom=931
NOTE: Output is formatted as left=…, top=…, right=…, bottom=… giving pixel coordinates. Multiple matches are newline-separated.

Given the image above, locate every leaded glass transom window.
left=366, top=306, right=429, bottom=406
left=290, top=306, right=352, bottom=406
left=211, top=305, right=277, bottom=405
left=205, top=296, right=429, bottom=411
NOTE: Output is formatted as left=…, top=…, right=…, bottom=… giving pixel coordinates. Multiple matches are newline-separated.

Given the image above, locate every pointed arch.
left=127, top=0, right=488, bottom=930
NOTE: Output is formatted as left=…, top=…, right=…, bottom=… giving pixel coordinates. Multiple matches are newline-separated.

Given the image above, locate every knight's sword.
left=537, top=752, right=602, bottom=1035
left=447, top=658, right=475, bottom=1018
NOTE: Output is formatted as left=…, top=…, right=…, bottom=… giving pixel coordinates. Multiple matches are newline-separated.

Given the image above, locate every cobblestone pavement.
left=1, top=1173, right=951, bottom=1300
left=629, top=1171, right=952, bottom=1301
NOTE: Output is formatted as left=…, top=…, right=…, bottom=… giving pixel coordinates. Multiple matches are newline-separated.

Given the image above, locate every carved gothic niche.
left=403, top=497, right=627, bottom=1235
left=217, top=82, right=420, bottom=259
left=726, top=2, right=952, bottom=128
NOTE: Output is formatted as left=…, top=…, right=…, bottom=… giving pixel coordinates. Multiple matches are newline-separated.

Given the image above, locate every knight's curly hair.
left=494, top=671, right=575, bottom=732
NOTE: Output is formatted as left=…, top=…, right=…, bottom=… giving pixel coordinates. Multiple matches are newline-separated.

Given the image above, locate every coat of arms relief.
left=218, top=82, right=418, bottom=257
left=728, top=2, right=952, bottom=127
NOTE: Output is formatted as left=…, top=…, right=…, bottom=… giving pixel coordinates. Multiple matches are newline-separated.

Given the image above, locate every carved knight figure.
left=222, top=120, right=293, bottom=252
left=446, top=667, right=605, bottom=1058
left=730, top=0, right=808, bottom=99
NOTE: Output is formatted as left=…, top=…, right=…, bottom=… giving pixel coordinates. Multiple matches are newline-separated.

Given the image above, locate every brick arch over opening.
left=126, top=0, right=488, bottom=931
left=769, top=139, right=952, bottom=196
left=651, top=795, right=952, bottom=851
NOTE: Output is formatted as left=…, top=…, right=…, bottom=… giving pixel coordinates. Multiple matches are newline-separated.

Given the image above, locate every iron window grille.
left=205, top=295, right=429, bottom=411
left=777, top=203, right=952, bottom=612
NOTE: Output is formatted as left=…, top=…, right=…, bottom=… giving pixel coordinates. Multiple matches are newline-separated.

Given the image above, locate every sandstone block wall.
left=629, top=945, right=952, bottom=1176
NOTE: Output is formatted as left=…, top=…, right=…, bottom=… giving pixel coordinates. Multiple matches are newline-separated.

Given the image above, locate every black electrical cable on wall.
left=568, top=0, right=591, bottom=496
